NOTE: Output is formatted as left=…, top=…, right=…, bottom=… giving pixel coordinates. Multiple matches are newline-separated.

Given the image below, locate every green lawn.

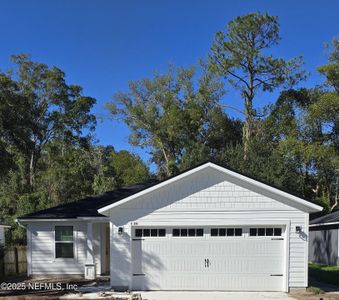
left=309, top=263, right=339, bottom=285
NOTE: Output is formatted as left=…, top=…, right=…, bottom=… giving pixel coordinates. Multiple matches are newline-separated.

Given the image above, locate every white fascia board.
left=309, top=221, right=339, bottom=227
left=17, top=217, right=109, bottom=227
left=98, top=162, right=323, bottom=215
left=77, top=217, right=109, bottom=221
left=0, top=225, right=11, bottom=228
left=17, top=218, right=78, bottom=223
left=17, top=217, right=109, bottom=223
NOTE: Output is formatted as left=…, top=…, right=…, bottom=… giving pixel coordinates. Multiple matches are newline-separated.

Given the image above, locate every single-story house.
left=309, top=211, right=339, bottom=266
left=17, top=162, right=322, bottom=292
left=0, top=223, right=11, bottom=246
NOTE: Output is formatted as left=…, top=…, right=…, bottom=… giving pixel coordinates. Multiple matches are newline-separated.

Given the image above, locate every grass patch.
left=307, top=286, right=325, bottom=294
left=309, top=262, right=339, bottom=285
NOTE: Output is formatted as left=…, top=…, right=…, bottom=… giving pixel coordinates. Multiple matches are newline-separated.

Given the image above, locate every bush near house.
left=309, top=263, right=339, bottom=285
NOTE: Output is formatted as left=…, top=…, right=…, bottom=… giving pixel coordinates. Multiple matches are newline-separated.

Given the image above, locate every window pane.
left=135, top=229, right=142, bottom=237
left=258, top=228, right=265, bottom=236
left=188, top=229, right=195, bottom=237
left=211, top=228, right=218, bottom=236
left=219, top=228, right=226, bottom=236
left=227, top=228, right=234, bottom=236
left=55, top=226, right=73, bottom=242
left=235, top=228, right=242, bottom=236
left=266, top=228, right=273, bottom=236
left=158, top=229, right=166, bottom=237
left=180, top=229, right=188, bottom=236
left=274, top=228, right=282, bottom=236
left=196, top=229, right=203, bottom=236
left=143, top=229, right=150, bottom=237
left=151, top=229, right=157, bottom=237
left=173, top=229, right=180, bottom=237
left=56, top=243, right=73, bottom=258
left=249, top=228, right=257, bottom=236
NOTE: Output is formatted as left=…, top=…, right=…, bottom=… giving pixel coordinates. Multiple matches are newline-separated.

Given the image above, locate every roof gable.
left=98, top=162, right=322, bottom=214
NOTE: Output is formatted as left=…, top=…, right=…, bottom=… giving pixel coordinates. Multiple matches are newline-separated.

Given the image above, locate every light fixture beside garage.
left=118, top=227, right=124, bottom=235
left=295, top=226, right=302, bottom=233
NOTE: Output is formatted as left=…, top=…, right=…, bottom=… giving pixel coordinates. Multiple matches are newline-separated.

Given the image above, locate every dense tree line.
left=1, top=12, right=338, bottom=245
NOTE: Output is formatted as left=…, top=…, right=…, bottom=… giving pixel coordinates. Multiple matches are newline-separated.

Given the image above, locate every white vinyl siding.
left=108, top=167, right=309, bottom=290
left=27, top=221, right=104, bottom=276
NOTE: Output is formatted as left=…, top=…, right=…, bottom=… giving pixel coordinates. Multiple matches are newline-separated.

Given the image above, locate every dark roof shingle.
left=310, top=210, right=339, bottom=225
left=18, top=179, right=160, bottom=220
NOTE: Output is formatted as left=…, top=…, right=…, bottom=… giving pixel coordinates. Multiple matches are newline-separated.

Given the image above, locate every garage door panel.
left=132, top=226, right=285, bottom=291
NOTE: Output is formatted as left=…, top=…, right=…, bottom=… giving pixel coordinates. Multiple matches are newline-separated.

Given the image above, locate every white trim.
left=77, top=217, right=109, bottom=221
left=304, top=214, right=309, bottom=287
left=54, top=225, right=75, bottom=260
left=18, top=218, right=79, bottom=222
left=0, top=225, right=11, bottom=228
left=284, top=221, right=290, bottom=292
left=309, top=221, right=339, bottom=227
left=17, top=217, right=109, bottom=223
left=131, top=219, right=292, bottom=227
left=27, top=225, right=32, bottom=276
left=98, top=162, right=322, bottom=214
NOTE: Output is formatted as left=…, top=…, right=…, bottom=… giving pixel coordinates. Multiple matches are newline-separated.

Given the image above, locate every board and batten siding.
left=108, top=167, right=309, bottom=289
left=27, top=221, right=103, bottom=276
left=0, top=227, right=5, bottom=245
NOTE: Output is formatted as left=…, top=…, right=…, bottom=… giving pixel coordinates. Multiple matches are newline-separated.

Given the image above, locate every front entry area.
left=131, top=226, right=286, bottom=291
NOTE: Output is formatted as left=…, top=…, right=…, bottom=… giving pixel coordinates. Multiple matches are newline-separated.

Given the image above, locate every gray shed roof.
left=310, top=210, right=339, bottom=225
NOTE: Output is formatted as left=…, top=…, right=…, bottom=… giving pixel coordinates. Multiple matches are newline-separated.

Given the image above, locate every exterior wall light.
left=118, top=227, right=124, bottom=235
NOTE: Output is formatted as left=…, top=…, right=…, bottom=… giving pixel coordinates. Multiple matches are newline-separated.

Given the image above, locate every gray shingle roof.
left=310, top=210, right=339, bottom=225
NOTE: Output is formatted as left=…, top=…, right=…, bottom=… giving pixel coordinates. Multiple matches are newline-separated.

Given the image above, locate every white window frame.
left=54, top=225, right=74, bottom=259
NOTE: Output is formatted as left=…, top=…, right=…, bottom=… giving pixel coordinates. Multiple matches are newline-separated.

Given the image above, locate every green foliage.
left=306, top=286, right=324, bottom=295
left=108, top=64, right=242, bottom=177
left=209, top=13, right=306, bottom=91
left=91, top=147, right=151, bottom=194
left=209, top=12, right=306, bottom=160
left=309, top=263, right=339, bottom=286
left=0, top=56, right=152, bottom=245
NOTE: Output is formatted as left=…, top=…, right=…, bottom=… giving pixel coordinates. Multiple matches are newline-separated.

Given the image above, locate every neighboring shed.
left=0, top=224, right=11, bottom=246
left=309, top=211, right=339, bottom=266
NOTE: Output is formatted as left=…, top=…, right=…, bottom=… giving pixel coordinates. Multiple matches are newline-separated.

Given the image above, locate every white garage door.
left=131, top=226, right=285, bottom=291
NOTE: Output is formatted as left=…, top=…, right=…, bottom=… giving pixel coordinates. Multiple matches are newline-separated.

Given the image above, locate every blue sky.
left=1, top=0, right=338, bottom=167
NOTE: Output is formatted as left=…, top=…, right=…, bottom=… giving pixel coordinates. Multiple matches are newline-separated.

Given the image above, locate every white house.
left=17, top=162, right=322, bottom=292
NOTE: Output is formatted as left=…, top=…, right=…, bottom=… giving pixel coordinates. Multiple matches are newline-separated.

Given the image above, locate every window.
left=55, top=226, right=73, bottom=258
left=134, top=228, right=166, bottom=238
left=274, top=228, right=282, bottom=236
left=210, top=228, right=242, bottom=237
left=249, top=227, right=282, bottom=237
left=172, top=228, right=204, bottom=237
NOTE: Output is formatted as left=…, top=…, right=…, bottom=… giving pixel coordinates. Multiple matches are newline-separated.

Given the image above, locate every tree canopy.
left=209, top=13, right=306, bottom=160
left=0, top=56, right=152, bottom=244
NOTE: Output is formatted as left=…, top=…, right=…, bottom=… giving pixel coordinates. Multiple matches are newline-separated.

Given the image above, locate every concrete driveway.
left=140, top=291, right=295, bottom=300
